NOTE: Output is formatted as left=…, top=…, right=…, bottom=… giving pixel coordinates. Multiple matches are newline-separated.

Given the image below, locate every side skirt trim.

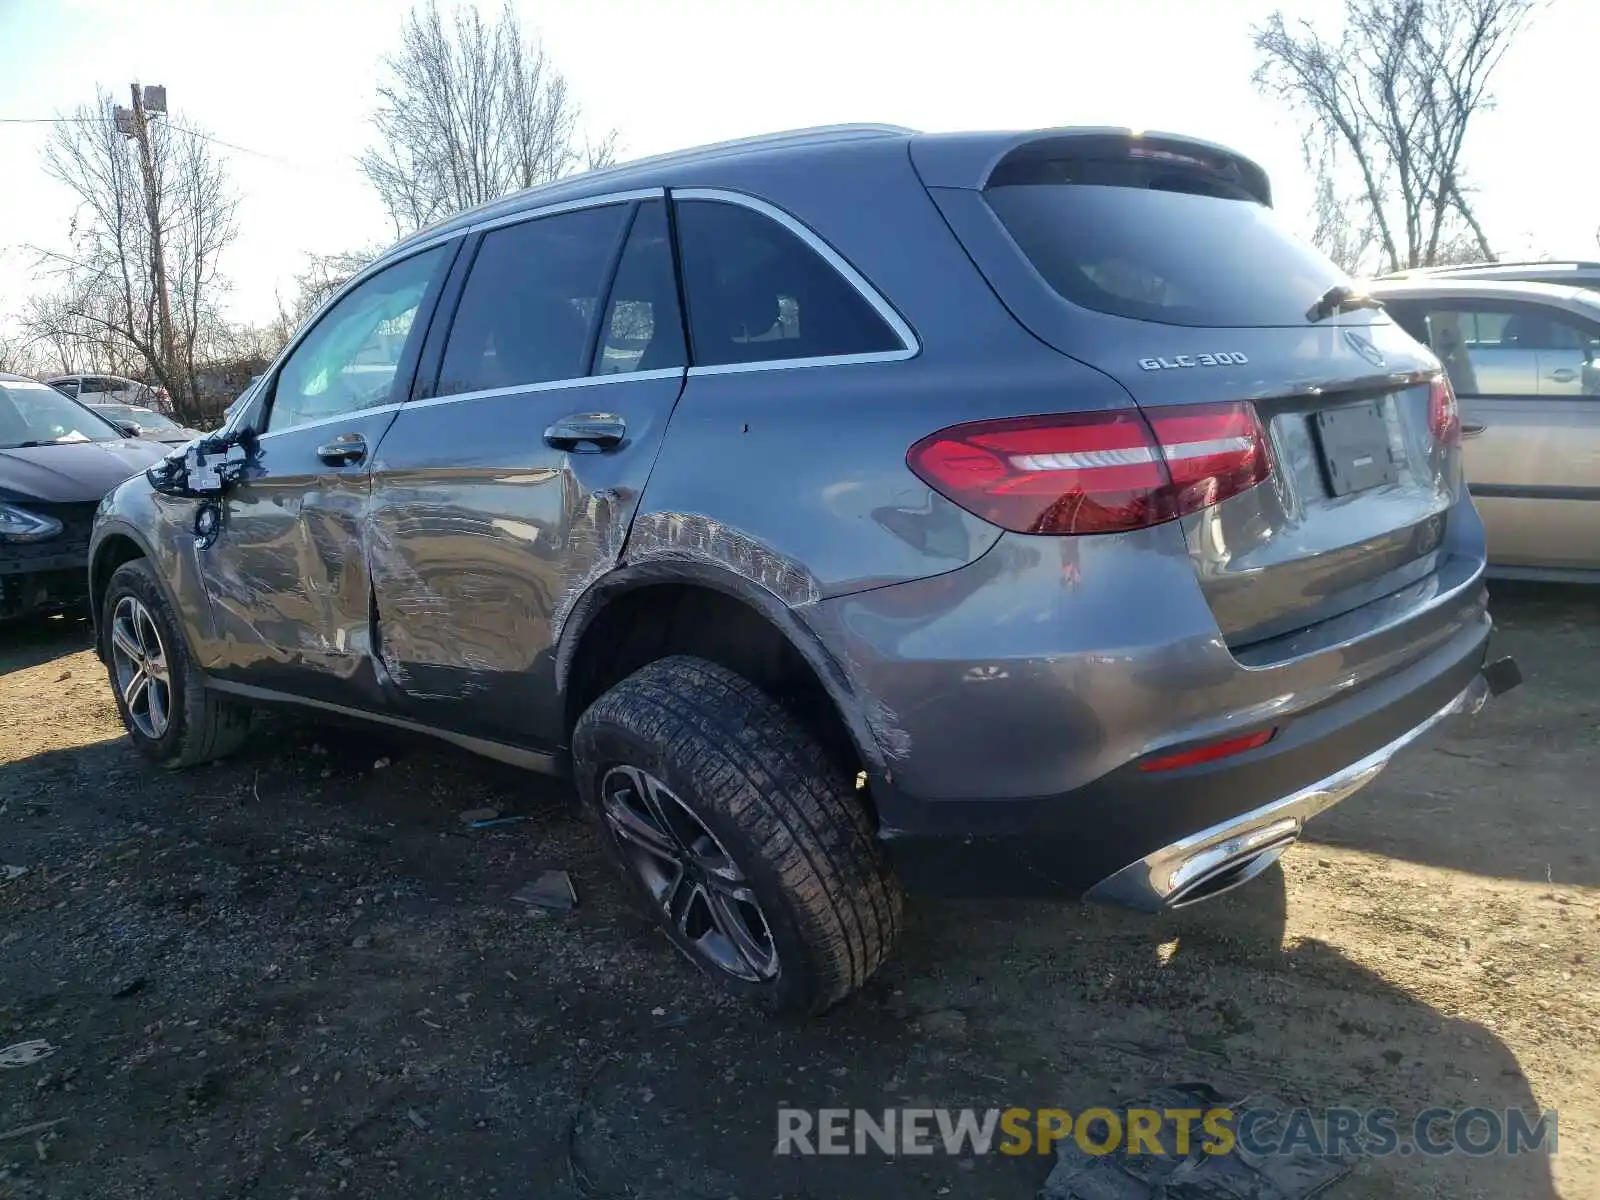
left=205, top=678, right=564, bottom=775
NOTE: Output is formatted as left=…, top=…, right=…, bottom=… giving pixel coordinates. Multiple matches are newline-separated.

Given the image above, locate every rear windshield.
left=986, top=177, right=1362, bottom=328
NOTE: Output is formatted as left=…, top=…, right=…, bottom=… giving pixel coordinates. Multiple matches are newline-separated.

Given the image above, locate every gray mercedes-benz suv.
left=89, top=124, right=1517, bottom=1013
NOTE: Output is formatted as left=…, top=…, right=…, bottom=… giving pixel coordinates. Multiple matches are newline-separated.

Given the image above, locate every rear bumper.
left=842, top=588, right=1503, bottom=900
left=1086, top=662, right=1514, bottom=911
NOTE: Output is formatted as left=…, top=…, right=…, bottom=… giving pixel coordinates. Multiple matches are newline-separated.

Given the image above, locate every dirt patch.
left=1, top=584, right=1595, bottom=1199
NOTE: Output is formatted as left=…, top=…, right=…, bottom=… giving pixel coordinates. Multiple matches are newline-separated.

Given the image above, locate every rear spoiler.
left=909, top=128, right=1272, bottom=207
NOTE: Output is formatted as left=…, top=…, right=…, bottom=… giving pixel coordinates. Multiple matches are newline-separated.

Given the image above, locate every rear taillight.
left=906, top=402, right=1271, bottom=535
left=1428, top=376, right=1460, bottom=445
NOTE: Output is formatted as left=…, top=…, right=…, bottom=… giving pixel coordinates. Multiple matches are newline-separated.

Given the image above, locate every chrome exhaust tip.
left=1163, top=825, right=1299, bottom=909
left=1085, top=676, right=1492, bottom=913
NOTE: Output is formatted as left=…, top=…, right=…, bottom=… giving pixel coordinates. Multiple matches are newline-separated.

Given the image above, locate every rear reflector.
left=907, top=402, right=1271, bottom=535
left=1137, top=728, right=1276, bottom=773
left=1428, top=375, right=1460, bottom=445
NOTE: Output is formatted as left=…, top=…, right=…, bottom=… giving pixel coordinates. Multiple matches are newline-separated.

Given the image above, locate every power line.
left=0, top=114, right=361, bottom=175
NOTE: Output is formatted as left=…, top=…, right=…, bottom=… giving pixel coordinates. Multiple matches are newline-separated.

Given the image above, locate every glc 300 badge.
left=1139, top=352, right=1249, bottom=370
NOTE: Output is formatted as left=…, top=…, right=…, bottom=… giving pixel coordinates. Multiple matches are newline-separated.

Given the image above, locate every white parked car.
left=48, top=374, right=172, bottom=415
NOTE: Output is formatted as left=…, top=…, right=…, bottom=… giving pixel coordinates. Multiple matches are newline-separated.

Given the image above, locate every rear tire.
left=102, top=558, right=250, bottom=769
left=572, top=655, right=902, bottom=1015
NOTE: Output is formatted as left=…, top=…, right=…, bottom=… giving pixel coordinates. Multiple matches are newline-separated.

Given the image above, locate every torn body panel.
left=623, top=512, right=822, bottom=606
left=194, top=405, right=401, bottom=707
left=364, top=371, right=685, bottom=747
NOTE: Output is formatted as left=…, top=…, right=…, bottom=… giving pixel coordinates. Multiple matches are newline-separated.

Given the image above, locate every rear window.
left=985, top=167, right=1357, bottom=328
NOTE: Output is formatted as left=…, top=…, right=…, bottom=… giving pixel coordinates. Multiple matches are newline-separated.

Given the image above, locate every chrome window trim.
left=465, top=187, right=664, bottom=235
left=687, top=351, right=914, bottom=377
left=407, top=367, right=685, bottom=413
left=254, top=401, right=405, bottom=442
left=250, top=367, right=687, bottom=439
left=671, top=186, right=920, bottom=375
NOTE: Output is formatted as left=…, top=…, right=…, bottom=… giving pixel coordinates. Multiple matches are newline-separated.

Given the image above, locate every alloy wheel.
left=599, top=764, right=780, bottom=983
left=109, top=595, right=172, bottom=740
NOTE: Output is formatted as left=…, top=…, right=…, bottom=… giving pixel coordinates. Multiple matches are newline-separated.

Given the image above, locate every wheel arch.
left=557, top=561, right=886, bottom=786
left=88, top=524, right=195, bottom=664
left=89, top=527, right=155, bottom=652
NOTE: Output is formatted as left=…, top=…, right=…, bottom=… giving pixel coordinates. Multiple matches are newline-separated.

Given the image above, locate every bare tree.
left=0, top=328, right=47, bottom=378
left=18, top=285, right=142, bottom=378
left=1305, top=144, right=1380, bottom=275
left=27, top=88, right=238, bottom=423
left=360, top=1, right=618, bottom=236
left=282, top=248, right=383, bottom=331
left=1254, top=0, right=1536, bottom=274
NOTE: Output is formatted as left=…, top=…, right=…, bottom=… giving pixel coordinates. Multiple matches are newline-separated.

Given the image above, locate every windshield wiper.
left=1307, top=284, right=1385, bottom=322
left=1, top=440, right=56, bottom=449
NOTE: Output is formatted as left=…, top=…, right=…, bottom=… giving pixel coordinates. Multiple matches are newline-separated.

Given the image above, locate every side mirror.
left=114, top=420, right=143, bottom=438
left=145, top=428, right=259, bottom=498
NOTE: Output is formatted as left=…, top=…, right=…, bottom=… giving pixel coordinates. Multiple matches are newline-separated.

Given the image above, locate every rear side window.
left=592, top=201, right=686, bottom=375
left=985, top=157, right=1355, bottom=328
left=438, top=205, right=629, bottom=397
left=674, top=199, right=902, bottom=367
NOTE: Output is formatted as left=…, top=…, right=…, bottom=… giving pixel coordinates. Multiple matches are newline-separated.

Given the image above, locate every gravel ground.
left=1, top=583, right=1595, bottom=1199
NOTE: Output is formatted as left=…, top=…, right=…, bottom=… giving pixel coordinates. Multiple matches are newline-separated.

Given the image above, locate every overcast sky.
left=1, top=0, right=1595, bottom=333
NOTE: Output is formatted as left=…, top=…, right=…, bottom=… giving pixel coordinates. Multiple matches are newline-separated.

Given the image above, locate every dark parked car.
left=89, top=125, right=1516, bottom=1013
left=1, top=374, right=170, bottom=621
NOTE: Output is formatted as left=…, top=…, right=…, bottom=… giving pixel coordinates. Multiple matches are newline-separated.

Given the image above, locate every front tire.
left=102, top=558, right=250, bottom=768
left=572, top=656, right=902, bottom=1015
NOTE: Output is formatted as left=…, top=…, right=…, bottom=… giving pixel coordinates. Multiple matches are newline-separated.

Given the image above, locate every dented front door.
left=200, top=405, right=403, bottom=701
left=197, top=242, right=454, bottom=705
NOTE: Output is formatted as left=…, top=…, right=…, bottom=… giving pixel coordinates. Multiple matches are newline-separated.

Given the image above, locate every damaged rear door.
left=367, top=194, right=686, bottom=748
left=198, top=242, right=456, bottom=704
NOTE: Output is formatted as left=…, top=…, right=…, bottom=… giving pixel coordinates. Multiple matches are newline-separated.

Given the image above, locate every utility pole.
left=124, top=82, right=176, bottom=413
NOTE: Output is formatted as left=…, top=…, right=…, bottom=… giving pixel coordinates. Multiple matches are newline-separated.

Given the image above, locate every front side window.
left=268, top=245, right=446, bottom=433
left=0, top=379, right=125, bottom=448
left=50, top=378, right=79, bottom=397
left=673, top=198, right=902, bottom=367
left=437, top=205, right=630, bottom=397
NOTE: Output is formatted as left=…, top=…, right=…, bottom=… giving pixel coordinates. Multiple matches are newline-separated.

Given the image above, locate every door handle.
left=1460, top=421, right=1488, bottom=438
left=316, top=433, right=367, bottom=466
left=1548, top=368, right=1578, bottom=383
left=544, top=413, right=625, bottom=452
